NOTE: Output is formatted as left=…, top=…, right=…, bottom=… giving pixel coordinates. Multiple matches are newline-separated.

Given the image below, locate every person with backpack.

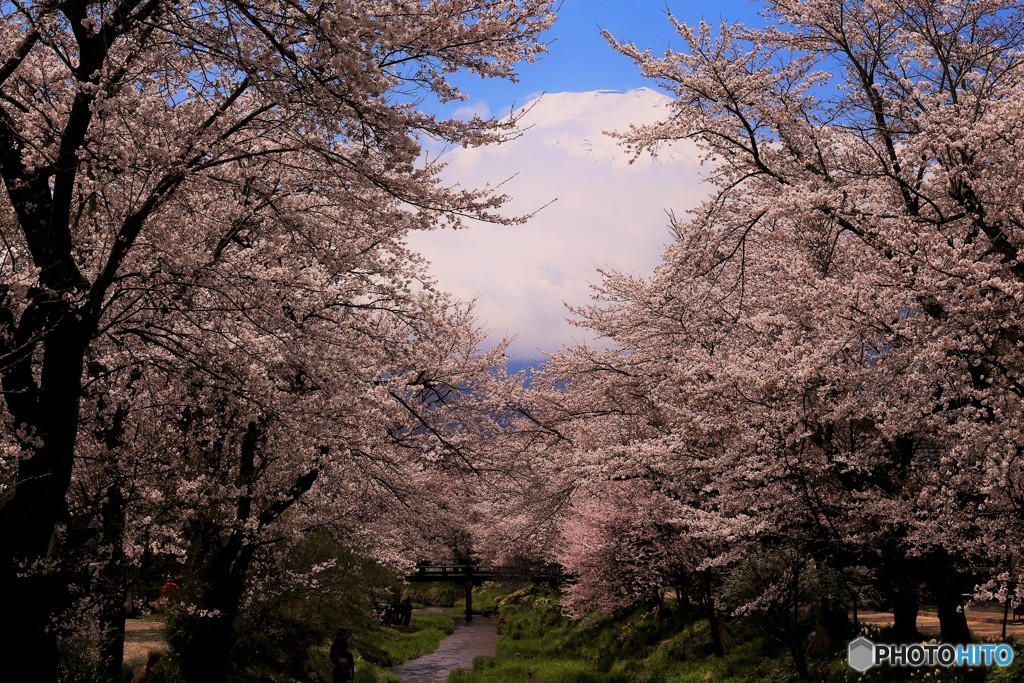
left=329, top=631, right=355, bottom=683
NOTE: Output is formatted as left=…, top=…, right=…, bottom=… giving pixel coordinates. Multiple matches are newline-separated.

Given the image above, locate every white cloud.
left=409, top=88, right=710, bottom=361
left=452, top=100, right=491, bottom=120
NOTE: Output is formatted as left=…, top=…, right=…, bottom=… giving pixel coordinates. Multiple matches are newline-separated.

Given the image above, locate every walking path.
left=123, top=618, right=165, bottom=662
left=857, top=610, right=1024, bottom=639
left=391, top=614, right=498, bottom=683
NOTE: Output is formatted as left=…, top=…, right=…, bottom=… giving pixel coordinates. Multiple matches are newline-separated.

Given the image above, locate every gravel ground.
left=857, top=610, right=1024, bottom=639
left=123, top=618, right=165, bottom=663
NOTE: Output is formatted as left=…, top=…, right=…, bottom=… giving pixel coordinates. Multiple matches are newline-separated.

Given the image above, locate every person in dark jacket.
left=400, top=596, right=413, bottom=627
left=329, top=631, right=355, bottom=683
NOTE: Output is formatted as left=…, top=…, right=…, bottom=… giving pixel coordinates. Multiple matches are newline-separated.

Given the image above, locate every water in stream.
left=391, top=614, right=498, bottom=683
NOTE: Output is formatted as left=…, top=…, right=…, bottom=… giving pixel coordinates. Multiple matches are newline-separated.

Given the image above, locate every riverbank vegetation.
left=357, top=612, right=456, bottom=668
left=450, top=585, right=796, bottom=683
left=407, top=581, right=508, bottom=616
left=450, top=586, right=1024, bottom=683
left=345, top=612, right=456, bottom=683
left=121, top=609, right=455, bottom=683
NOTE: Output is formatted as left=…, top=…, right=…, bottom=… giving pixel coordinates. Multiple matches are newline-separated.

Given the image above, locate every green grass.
left=126, top=604, right=455, bottom=682
left=444, top=587, right=804, bottom=683
left=303, top=611, right=457, bottom=683
left=409, top=580, right=511, bottom=614
left=353, top=612, right=456, bottom=666
left=459, top=581, right=515, bottom=617
left=406, top=582, right=464, bottom=607
left=448, top=655, right=616, bottom=683
left=449, top=587, right=1024, bottom=683
left=353, top=659, right=399, bottom=683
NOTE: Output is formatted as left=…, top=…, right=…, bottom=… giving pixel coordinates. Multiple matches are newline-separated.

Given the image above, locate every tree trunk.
left=0, top=319, right=87, bottom=683
left=178, top=561, right=249, bottom=683
left=697, top=578, right=724, bottom=657
left=809, top=597, right=852, bottom=655
left=788, top=562, right=810, bottom=681
left=875, top=538, right=922, bottom=643
left=891, top=581, right=921, bottom=643
left=175, top=429, right=316, bottom=683
left=1, top=561, right=63, bottom=683
left=674, top=583, right=691, bottom=611
left=928, top=574, right=971, bottom=644
left=791, top=643, right=810, bottom=681
left=180, top=609, right=239, bottom=683
left=98, top=484, right=128, bottom=683
left=705, top=605, right=725, bottom=657
left=918, top=552, right=971, bottom=644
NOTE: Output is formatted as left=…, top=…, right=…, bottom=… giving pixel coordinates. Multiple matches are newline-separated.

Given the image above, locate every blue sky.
left=437, top=0, right=766, bottom=118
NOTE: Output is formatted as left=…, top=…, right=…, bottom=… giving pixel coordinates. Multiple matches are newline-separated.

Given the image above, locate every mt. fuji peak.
left=409, top=88, right=708, bottom=360
left=518, top=88, right=684, bottom=162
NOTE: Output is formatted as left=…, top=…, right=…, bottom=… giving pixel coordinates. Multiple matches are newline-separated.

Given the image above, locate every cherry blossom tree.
left=0, top=0, right=555, bottom=678
left=143, top=292, right=513, bottom=682
left=534, top=1, right=1024, bottom=672
left=605, top=0, right=1024, bottom=644
left=63, top=185, right=535, bottom=680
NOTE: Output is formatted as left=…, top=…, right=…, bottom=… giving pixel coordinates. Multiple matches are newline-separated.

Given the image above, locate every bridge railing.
left=411, top=563, right=496, bottom=576
left=403, top=563, right=506, bottom=584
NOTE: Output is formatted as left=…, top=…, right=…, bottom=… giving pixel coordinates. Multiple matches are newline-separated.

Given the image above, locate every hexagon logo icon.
left=848, top=636, right=876, bottom=672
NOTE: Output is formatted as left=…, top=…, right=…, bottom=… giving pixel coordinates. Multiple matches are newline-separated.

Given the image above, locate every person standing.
left=400, top=596, right=413, bottom=627
left=329, top=631, right=355, bottom=683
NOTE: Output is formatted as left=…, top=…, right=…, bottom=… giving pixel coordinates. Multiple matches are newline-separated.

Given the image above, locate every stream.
left=391, top=612, right=498, bottom=683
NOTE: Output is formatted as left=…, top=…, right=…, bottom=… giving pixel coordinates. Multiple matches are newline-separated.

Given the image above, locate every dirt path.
left=123, top=619, right=165, bottom=663
left=856, top=611, right=1024, bottom=639
left=391, top=615, right=498, bottom=683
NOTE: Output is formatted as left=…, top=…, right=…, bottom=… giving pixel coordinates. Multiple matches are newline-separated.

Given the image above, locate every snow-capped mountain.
left=408, top=88, right=708, bottom=360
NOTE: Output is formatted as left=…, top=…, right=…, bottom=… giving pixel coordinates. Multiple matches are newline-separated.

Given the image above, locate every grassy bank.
left=448, top=586, right=1024, bottom=683
left=345, top=611, right=456, bottom=683
left=404, top=580, right=506, bottom=616
left=446, top=585, right=794, bottom=683
left=346, top=581, right=508, bottom=682
left=122, top=610, right=455, bottom=683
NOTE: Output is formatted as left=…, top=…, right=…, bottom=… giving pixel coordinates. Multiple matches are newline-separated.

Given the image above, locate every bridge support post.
left=465, top=574, right=474, bottom=623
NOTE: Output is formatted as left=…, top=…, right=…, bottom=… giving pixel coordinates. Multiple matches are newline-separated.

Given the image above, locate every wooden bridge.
left=405, top=562, right=499, bottom=583
left=404, top=562, right=501, bottom=622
